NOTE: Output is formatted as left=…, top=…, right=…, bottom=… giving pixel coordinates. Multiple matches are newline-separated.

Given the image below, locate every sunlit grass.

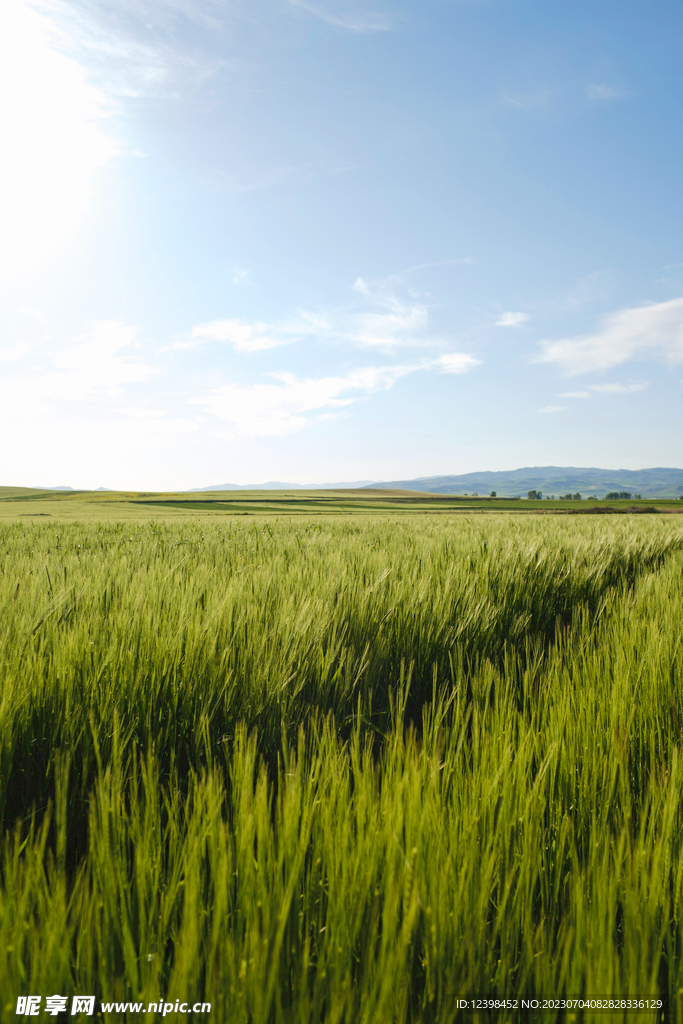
left=1, top=515, right=682, bottom=1021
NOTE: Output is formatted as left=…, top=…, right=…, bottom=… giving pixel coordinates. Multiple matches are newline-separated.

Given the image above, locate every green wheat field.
left=2, top=489, right=683, bottom=1022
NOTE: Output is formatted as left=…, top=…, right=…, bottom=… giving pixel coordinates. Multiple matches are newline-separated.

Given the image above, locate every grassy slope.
left=1, top=487, right=683, bottom=520
left=1, top=515, right=682, bottom=1021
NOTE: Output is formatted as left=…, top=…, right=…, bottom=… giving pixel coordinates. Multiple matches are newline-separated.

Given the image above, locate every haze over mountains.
left=34, top=468, right=683, bottom=498
left=189, top=481, right=374, bottom=491
left=367, top=467, right=683, bottom=498
left=191, top=468, right=683, bottom=498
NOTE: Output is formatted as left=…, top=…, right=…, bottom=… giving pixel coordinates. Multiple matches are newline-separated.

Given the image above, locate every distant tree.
left=573, top=493, right=582, bottom=500
left=634, top=493, right=642, bottom=499
left=490, top=491, right=496, bottom=497
left=605, top=491, right=632, bottom=500
left=587, top=495, right=597, bottom=500
left=527, top=489, right=541, bottom=500
left=472, top=491, right=478, bottom=496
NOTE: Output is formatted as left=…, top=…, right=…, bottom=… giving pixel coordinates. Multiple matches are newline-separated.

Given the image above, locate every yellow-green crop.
left=1, top=514, right=682, bottom=1022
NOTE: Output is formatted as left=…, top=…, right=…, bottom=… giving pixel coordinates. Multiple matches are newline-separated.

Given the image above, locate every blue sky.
left=1, top=0, right=682, bottom=489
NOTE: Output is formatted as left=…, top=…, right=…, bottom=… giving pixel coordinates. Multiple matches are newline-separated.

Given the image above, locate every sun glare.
left=0, top=0, right=118, bottom=281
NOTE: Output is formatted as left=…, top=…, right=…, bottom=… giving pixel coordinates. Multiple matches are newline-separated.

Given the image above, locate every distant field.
left=1, top=511, right=683, bottom=1021
left=2, top=485, right=683, bottom=519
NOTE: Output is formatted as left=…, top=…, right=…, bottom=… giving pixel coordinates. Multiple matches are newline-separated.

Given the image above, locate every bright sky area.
left=1, top=0, right=682, bottom=489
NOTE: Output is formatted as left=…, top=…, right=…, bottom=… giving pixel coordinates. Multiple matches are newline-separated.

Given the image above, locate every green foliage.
left=1, top=515, right=682, bottom=1021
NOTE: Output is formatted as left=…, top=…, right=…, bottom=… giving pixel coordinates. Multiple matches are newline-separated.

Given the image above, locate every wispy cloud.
left=496, top=311, right=529, bottom=327
left=0, top=342, right=32, bottom=363
left=435, top=353, right=481, bottom=374
left=536, top=298, right=683, bottom=374
left=352, top=278, right=429, bottom=347
left=35, top=0, right=228, bottom=99
left=503, top=89, right=552, bottom=111
left=192, top=363, right=414, bottom=438
left=168, top=311, right=323, bottom=354
left=17, top=306, right=49, bottom=327
left=183, top=275, right=481, bottom=358
left=350, top=276, right=474, bottom=351
left=192, top=351, right=479, bottom=438
left=560, top=382, right=647, bottom=399
left=48, top=321, right=156, bottom=399
left=0, top=320, right=156, bottom=437
left=230, top=266, right=250, bottom=286
left=189, top=318, right=299, bottom=353
left=286, top=0, right=392, bottom=32
left=589, top=382, right=647, bottom=394
left=586, top=83, right=627, bottom=102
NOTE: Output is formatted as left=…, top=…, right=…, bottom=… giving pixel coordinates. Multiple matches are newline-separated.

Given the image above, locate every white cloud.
left=560, top=383, right=647, bottom=398
left=190, top=318, right=295, bottom=353
left=539, top=406, right=565, bottom=413
left=0, top=343, right=32, bottom=363
left=34, top=0, right=227, bottom=100
left=350, top=278, right=437, bottom=348
left=192, top=363, right=415, bottom=438
left=299, top=310, right=330, bottom=330
left=183, top=312, right=328, bottom=353
left=0, top=317, right=192, bottom=488
left=49, top=320, right=156, bottom=399
left=18, top=306, right=49, bottom=327
left=436, top=353, right=481, bottom=374
left=186, top=275, right=474, bottom=356
left=187, top=266, right=483, bottom=361
left=536, top=298, right=683, bottom=374
left=496, top=311, right=529, bottom=327
left=230, top=266, right=250, bottom=285
left=589, top=382, right=647, bottom=394
left=352, top=277, right=371, bottom=296
left=192, top=349, right=479, bottom=438
left=354, top=304, right=429, bottom=347
left=0, top=0, right=119, bottom=280
left=286, top=0, right=391, bottom=32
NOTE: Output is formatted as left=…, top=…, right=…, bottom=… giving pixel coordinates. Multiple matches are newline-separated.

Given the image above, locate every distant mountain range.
left=366, top=467, right=683, bottom=498
left=33, top=468, right=683, bottom=498
left=189, top=480, right=374, bottom=491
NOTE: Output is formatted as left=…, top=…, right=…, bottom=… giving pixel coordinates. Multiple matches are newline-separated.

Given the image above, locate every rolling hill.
left=366, top=467, right=683, bottom=498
